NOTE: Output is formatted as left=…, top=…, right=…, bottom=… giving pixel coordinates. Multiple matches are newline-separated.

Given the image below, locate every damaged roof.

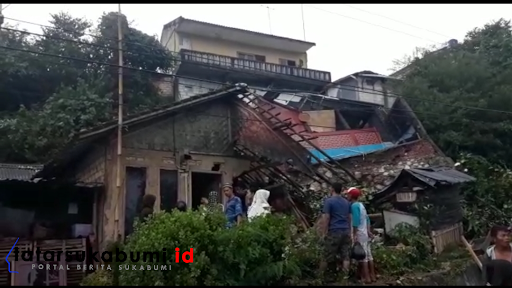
left=0, top=163, right=43, bottom=181
left=371, top=166, right=476, bottom=203
left=405, top=167, right=476, bottom=186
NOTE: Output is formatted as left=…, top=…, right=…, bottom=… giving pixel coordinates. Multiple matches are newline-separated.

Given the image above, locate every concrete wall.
left=166, top=32, right=308, bottom=68
left=176, top=78, right=222, bottom=100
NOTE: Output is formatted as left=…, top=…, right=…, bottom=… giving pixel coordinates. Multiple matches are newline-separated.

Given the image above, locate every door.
left=160, top=169, right=179, bottom=212
left=124, top=167, right=146, bottom=237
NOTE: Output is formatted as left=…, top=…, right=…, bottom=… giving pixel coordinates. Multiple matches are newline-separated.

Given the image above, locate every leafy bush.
left=80, top=269, right=113, bottom=286
left=84, top=210, right=322, bottom=286
left=373, top=223, right=435, bottom=276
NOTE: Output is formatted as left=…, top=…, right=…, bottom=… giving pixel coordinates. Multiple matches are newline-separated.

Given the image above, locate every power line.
left=3, top=16, right=152, bottom=50
left=304, top=5, right=441, bottom=44
left=1, top=41, right=511, bottom=118
left=342, top=4, right=451, bottom=40
left=1, top=4, right=10, bottom=11
left=0, top=82, right=497, bottom=131
left=0, top=47, right=506, bottom=127
left=0, top=49, right=489, bottom=123
left=0, top=21, right=510, bottom=116
left=3, top=40, right=511, bottom=118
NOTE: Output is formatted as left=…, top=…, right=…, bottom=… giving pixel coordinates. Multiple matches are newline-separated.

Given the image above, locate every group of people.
left=174, top=183, right=272, bottom=228
left=320, top=183, right=376, bottom=284
left=484, top=225, right=512, bottom=286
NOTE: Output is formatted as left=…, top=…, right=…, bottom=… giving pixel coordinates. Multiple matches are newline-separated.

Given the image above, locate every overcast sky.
left=3, top=4, right=511, bottom=80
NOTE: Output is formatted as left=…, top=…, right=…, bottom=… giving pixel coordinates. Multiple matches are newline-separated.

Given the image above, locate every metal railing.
left=178, top=49, right=331, bottom=82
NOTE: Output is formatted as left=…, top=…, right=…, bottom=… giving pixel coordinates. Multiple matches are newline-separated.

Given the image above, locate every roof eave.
left=172, top=18, right=316, bottom=53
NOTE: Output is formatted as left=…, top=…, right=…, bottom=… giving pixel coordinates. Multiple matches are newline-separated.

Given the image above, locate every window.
left=237, top=52, right=266, bottom=62
left=279, top=58, right=297, bottom=67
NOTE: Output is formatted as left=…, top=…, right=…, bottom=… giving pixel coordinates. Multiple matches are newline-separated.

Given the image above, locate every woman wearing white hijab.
left=247, top=189, right=271, bottom=221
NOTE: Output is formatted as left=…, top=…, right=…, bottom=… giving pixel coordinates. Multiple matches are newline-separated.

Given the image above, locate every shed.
left=371, top=166, right=475, bottom=253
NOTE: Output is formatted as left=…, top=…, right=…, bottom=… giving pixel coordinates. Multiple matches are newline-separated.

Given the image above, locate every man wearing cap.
left=222, top=183, right=243, bottom=228
left=347, top=187, right=376, bottom=283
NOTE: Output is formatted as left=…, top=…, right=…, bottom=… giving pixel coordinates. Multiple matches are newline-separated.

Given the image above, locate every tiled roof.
left=0, top=163, right=43, bottom=181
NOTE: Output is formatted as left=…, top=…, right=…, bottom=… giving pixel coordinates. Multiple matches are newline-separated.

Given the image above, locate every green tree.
left=393, top=19, right=512, bottom=236
left=0, top=11, right=173, bottom=163
left=393, top=19, right=512, bottom=164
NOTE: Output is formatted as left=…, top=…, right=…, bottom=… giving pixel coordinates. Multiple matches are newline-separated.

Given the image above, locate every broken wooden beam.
left=462, top=236, right=482, bottom=270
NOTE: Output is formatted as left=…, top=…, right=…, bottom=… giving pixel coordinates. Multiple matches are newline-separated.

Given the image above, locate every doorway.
left=191, top=172, right=222, bottom=209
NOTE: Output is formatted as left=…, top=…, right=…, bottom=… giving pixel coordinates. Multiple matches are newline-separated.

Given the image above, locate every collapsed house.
left=370, top=167, right=475, bottom=253
left=28, top=84, right=355, bottom=249
left=0, top=77, right=469, bottom=285
left=252, top=70, right=453, bottom=188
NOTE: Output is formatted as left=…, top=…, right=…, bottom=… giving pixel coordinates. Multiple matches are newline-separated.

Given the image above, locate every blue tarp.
left=309, top=142, right=395, bottom=164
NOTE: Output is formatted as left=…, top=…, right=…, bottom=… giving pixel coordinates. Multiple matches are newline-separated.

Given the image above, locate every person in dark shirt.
left=485, top=259, right=512, bottom=286
left=176, top=201, right=187, bottom=212
left=321, top=182, right=352, bottom=280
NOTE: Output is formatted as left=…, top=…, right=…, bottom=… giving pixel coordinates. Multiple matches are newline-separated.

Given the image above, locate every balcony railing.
left=178, top=49, right=331, bottom=82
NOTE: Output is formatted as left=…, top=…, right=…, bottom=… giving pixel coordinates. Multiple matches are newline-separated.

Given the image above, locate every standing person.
left=222, top=183, right=243, bottom=228
left=247, top=189, right=271, bottom=221
left=485, top=225, right=512, bottom=262
left=347, top=187, right=376, bottom=284
left=320, top=182, right=352, bottom=282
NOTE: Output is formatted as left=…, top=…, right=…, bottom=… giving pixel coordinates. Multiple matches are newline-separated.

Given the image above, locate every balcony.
left=176, top=49, right=331, bottom=88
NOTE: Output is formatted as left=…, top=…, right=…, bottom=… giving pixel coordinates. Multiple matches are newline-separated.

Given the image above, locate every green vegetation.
left=82, top=210, right=322, bottom=286
left=0, top=11, right=173, bottom=163
left=392, top=19, right=512, bottom=237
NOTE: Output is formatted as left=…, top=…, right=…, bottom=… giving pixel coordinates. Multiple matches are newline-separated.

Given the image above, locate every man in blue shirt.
left=321, top=182, right=352, bottom=280
left=222, top=183, right=243, bottom=228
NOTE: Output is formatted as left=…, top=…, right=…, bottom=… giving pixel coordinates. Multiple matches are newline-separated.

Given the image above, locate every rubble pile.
left=292, top=140, right=450, bottom=192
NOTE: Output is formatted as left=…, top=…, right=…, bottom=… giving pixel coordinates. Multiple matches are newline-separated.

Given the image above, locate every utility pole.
left=0, top=4, right=5, bottom=28
left=301, top=4, right=306, bottom=41
left=114, top=3, right=124, bottom=241
left=261, top=5, right=274, bottom=34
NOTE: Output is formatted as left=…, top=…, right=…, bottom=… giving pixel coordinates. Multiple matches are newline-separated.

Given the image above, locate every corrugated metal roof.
left=407, top=167, right=476, bottom=186
left=0, top=163, right=43, bottom=181
left=371, top=166, right=475, bottom=204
